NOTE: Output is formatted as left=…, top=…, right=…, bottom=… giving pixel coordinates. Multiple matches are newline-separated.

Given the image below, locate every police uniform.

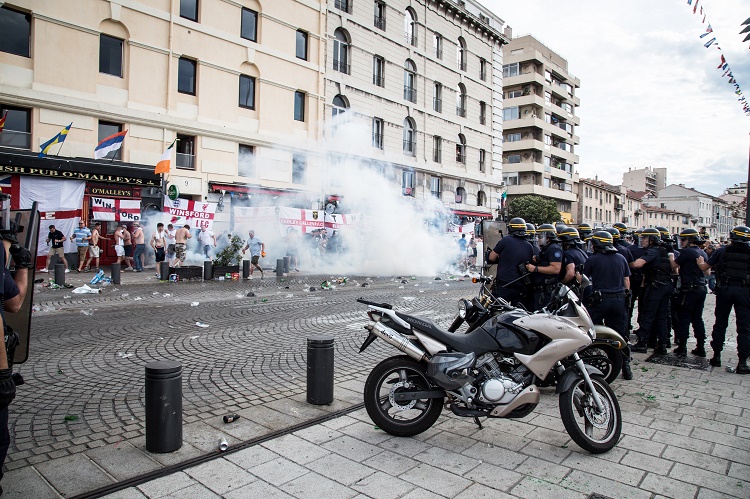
left=626, top=242, right=645, bottom=333
left=492, top=235, right=535, bottom=307
left=584, top=251, right=631, bottom=337
left=673, top=245, right=708, bottom=354
left=0, top=248, right=18, bottom=486
left=531, top=241, right=563, bottom=310
left=635, top=244, right=673, bottom=352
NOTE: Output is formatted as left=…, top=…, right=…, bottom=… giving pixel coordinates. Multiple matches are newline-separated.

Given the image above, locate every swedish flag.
left=38, top=123, right=72, bottom=158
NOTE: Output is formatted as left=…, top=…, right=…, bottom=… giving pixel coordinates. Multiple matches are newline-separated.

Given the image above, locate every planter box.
left=169, top=266, right=203, bottom=281
left=213, top=265, right=240, bottom=278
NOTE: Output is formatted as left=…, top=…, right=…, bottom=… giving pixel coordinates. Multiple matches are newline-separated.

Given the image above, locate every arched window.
left=403, top=59, right=417, bottom=103
left=457, top=37, right=466, bottom=71
left=456, top=186, right=466, bottom=204
left=404, top=8, right=417, bottom=46
left=456, top=133, right=466, bottom=163
left=403, top=117, right=416, bottom=156
left=456, top=83, right=467, bottom=117
left=333, top=28, right=350, bottom=74
left=477, top=191, right=486, bottom=207
left=332, top=94, right=349, bottom=117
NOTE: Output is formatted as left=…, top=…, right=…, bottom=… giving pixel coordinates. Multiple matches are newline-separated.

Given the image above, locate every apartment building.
left=622, top=166, right=667, bottom=194
left=322, top=0, right=508, bottom=222
left=644, top=184, right=734, bottom=241
left=640, top=204, right=692, bottom=236
left=574, top=177, right=643, bottom=228
left=500, top=34, right=580, bottom=224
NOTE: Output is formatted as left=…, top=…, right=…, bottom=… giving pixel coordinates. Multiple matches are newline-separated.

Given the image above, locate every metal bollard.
left=283, top=256, right=291, bottom=273
left=145, top=361, right=183, bottom=453
left=203, top=260, right=213, bottom=281
left=307, top=336, right=334, bottom=405
left=111, top=263, right=121, bottom=285
left=242, top=260, right=250, bottom=279
left=159, top=261, right=170, bottom=281
left=276, top=258, right=284, bottom=277
left=54, top=263, right=65, bottom=286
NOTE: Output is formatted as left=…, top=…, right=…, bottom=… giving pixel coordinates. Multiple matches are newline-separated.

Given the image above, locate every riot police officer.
left=577, top=223, right=593, bottom=253
left=630, top=227, right=674, bottom=355
left=525, top=223, right=538, bottom=250
left=487, top=217, right=535, bottom=307
left=583, top=230, right=632, bottom=379
left=526, top=224, right=562, bottom=310
left=669, top=228, right=708, bottom=356
left=697, top=226, right=750, bottom=373
left=656, top=226, right=679, bottom=347
left=628, top=228, right=645, bottom=335
left=605, top=227, right=633, bottom=264
left=558, top=227, right=587, bottom=285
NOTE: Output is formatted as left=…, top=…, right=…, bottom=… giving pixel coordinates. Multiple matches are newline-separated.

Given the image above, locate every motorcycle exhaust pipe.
left=369, top=322, right=427, bottom=362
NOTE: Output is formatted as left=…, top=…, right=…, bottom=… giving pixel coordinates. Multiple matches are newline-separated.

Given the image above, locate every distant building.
left=574, top=177, right=642, bottom=228
left=644, top=184, right=734, bottom=241
left=640, top=204, right=693, bottom=235
left=622, top=166, right=667, bottom=194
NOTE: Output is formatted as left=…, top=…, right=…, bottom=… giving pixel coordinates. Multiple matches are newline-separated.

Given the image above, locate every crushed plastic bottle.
left=117, top=352, right=133, bottom=358
left=195, top=322, right=209, bottom=328
left=191, top=302, right=200, bottom=307
left=80, top=309, right=94, bottom=316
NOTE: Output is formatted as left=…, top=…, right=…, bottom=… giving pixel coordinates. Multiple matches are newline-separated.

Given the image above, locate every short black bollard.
left=54, top=263, right=65, bottom=286
left=242, top=260, right=250, bottom=279
left=145, top=361, right=183, bottom=453
left=283, top=256, right=291, bottom=273
left=111, top=263, right=121, bottom=285
left=203, top=260, right=213, bottom=281
left=307, top=336, right=334, bottom=405
left=276, top=258, right=284, bottom=277
left=159, top=261, right=170, bottom=281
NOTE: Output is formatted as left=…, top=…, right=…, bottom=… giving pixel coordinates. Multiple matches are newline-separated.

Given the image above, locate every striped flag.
left=38, top=123, right=72, bottom=158
left=94, top=130, right=128, bottom=159
left=0, top=111, right=7, bottom=133
left=154, top=138, right=177, bottom=174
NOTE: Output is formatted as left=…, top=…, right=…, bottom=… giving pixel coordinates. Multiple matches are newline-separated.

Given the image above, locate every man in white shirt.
left=165, top=223, right=176, bottom=266
left=198, top=227, right=217, bottom=261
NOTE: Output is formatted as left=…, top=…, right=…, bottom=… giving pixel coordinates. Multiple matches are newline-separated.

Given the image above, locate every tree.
left=507, top=195, right=561, bottom=226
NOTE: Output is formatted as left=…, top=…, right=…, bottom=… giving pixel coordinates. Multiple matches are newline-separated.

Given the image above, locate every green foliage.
left=214, top=235, right=244, bottom=266
left=507, top=195, right=561, bottom=226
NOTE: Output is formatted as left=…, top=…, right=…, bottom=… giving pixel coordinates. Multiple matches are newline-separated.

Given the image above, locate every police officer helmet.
left=655, top=226, right=672, bottom=243
left=578, top=223, right=593, bottom=237
left=613, top=222, right=628, bottom=234
left=525, top=223, right=536, bottom=241
left=555, top=223, right=568, bottom=235
left=604, top=227, right=621, bottom=240
left=558, top=227, right=580, bottom=243
left=640, top=227, right=661, bottom=245
left=536, top=224, right=559, bottom=245
left=730, top=225, right=750, bottom=246
left=507, top=217, right=528, bottom=237
left=678, top=228, right=703, bottom=245
left=591, top=230, right=617, bottom=253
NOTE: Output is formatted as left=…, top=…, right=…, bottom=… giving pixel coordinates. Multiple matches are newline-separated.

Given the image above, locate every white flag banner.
left=277, top=207, right=324, bottom=234
left=449, top=221, right=475, bottom=234
left=91, top=197, right=141, bottom=221
left=163, top=196, right=216, bottom=230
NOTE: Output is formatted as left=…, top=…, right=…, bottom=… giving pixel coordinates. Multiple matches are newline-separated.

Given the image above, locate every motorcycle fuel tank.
left=477, top=313, right=540, bottom=355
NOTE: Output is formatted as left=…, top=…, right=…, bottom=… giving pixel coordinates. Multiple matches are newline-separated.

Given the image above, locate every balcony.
left=404, top=86, right=417, bottom=103
left=176, top=152, right=195, bottom=169
left=0, top=130, right=31, bottom=150
left=456, top=106, right=467, bottom=118
left=334, top=0, right=352, bottom=13
left=433, top=98, right=442, bottom=113
left=374, top=15, right=386, bottom=30
left=403, top=140, right=416, bottom=156
left=333, top=59, right=350, bottom=74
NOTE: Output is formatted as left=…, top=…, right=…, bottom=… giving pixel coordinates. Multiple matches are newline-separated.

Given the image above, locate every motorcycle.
left=447, top=276, right=628, bottom=383
left=357, top=279, right=622, bottom=454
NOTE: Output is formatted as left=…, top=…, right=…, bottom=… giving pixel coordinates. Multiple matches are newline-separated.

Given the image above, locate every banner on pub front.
left=234, top=206, right=360, bottom=236
left=163, top=196, right=216, bottom=230
left=91, top=197, right=141, bottom=222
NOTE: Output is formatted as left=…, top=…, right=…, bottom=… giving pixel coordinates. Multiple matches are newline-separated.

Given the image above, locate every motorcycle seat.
left=395, top=312, right=497, bottom=355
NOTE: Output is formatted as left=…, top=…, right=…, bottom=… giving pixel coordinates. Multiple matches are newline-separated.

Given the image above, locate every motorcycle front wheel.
left=559, top=374, right=622, bottom=454
left=578, top=345, right=623, bottom=384
left=364, top=355, right=443, bottom=437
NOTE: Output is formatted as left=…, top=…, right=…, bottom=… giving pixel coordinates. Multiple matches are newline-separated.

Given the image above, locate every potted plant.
left=213, top=234, right=244, bottom=277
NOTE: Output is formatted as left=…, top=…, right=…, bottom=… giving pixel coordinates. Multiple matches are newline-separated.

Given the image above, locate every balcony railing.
left=456, top=106, right=466, bottom=118
left=0, top=130, right=31, bottom=150
left=404, top=86, right=417, bottom=103
left=334, top=0, right=352, bottom=14
left=479, top=115, right=486, bottom=125
left=433, top=150, right=441, bottom=163
left=458, top=61, right=467, bottom=71
left=373, top=75, right=384, bottom=87
left=404, top=32, right=417, bottom=46
left=374, top=15, right=386, bottom=30
left=435, top=48, right=442, bottom=59
left=333, top=59, right=350, bottom=74
left=479, top=160, right=485, bottom=172
left=433, top=98, right=442, bottom=112
left=176, top=152, right=195, bottom=169
left=403, top=140, right=416, bottom=156
left=480, top=69, right=487, bottom=81
left=456, top=153, right=466, bottom=164
left=372, top=133, right=383, bottom=149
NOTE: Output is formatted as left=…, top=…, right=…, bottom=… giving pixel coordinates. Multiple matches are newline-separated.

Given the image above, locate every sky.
left=479, top=0, right=750, bottom=196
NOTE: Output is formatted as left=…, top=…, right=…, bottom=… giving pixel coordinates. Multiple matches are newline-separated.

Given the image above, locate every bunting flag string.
left=687, top=1, right=750, bottom=116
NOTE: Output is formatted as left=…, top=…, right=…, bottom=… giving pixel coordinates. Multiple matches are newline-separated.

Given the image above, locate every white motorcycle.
left=358, top=280, right=622, bottom=454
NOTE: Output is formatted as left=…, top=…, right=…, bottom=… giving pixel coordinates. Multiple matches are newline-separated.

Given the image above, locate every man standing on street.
left=526, top=224, right=562, bottom=311
left=40, top=225, right=69, bottom=273
left=165, top=223, right=176, bottom=266
left=132, top=222, right=146, bottom=272
left=151, top=223, right=167, bottom=267
left=486, top=218, right=534, bottom=307
left=669, top=228, right=709, bottom=357
left=173, top=224, right=192, bottom=268
left=72, top=220, right=91, bottom=273
left=199, top=227, right=217, bottom=261
left=242, top=230, right=265, bottom=279
left=83, top=223, right=106, bottom=272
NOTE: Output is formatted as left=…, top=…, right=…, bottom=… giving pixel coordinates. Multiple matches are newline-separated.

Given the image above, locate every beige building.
left=622, top=166, right=667, bottom=195
left=500, top=34, right=580, bottom=224
left=574, top=178, right=644, bottom=229
left=641, top=204, right=692, bottom=236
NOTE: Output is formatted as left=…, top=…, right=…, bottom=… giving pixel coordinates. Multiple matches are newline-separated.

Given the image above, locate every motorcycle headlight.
left=458, top=299, right=470, bottom=319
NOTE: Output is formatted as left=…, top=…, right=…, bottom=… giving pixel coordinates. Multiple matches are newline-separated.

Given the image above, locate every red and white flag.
left=91, top=197, right=141, bottom=221
left=164, top=196, right=216, bottom=230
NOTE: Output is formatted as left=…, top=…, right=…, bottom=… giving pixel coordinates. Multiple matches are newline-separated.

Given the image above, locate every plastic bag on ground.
left=72, top=284, right=101, bottom=294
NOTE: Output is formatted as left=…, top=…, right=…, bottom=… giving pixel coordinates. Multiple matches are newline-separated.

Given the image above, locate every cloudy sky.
left=479, top=0, right=750, bottom=196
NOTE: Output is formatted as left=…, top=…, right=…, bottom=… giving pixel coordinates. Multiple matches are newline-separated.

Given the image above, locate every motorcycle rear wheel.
left=364, top=356, right=443, bottom=437
left=578, top=345, right=623, bottom=384
left=559, top=374, right=622, bottom=454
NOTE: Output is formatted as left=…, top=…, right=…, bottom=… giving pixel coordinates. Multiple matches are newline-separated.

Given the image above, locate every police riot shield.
left=481, top=220, right=506, bottom=279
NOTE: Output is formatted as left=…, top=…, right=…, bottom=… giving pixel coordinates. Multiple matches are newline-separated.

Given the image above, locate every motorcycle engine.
left=475, top=353, right=527, bottom=403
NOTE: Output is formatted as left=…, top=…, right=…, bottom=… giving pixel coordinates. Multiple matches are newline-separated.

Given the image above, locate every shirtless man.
left=132, top=222, right=146, bottom=272
left=121, top=224, right=135, bottom=270
left=173, top=224, right=192, bottom=267
left=151, top=223, right=167, bottom=265
left=84, top=222, right=107, bottom=272
left=115, top=225, right=135, bottom=271
left=165, top=224, right=176, bottom=266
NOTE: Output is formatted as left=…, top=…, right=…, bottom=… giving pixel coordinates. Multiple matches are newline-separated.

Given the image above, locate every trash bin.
left=276, top=258, right=284, bottom=277
left=242, top=260, right=250, bottom=279
left=159, top=261, right=170, bottom=281
left=54, top=263, right=65, bottom=286
left=307, top=336, right=334, bottom=405
left=111, top=263, right=121, bottom=285
left=283, top=256, right=290, bottom=273
left=203, top=260, right=213, bottom=281
left=145, top=361, right=183, bottom=453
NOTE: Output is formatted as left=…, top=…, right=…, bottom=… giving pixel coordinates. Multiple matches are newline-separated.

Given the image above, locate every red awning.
left=453, top=210, right=493, bottom=218
left=209, top=183, right=306, bottom=197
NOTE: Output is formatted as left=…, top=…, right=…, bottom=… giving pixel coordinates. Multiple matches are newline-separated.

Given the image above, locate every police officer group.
left=487, top=217, right=750, bottom=378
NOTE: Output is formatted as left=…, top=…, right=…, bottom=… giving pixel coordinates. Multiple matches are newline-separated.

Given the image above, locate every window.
left=430, top=177, right=441, bottom=199
left=433, top=136, right=442, bottom=163
left=479, top=58, right=487, bottom=81
left=239, top=75, right=256, bottom=109
left=292, top=153, right=306, bottom=184
left=502, top=63, right=519, bottom=78
left=479, top=101, right=487, bottom=125
left=176, top=134, right=195, bottom=169
left=373, top=56, right=385, bottom=87
left=0, top=105, right=31, bottom=149
left=502, top=107, right=519, bottom=121
left=241, top=8, right=258, bottom=42
left=403, top=59, right=416, bottom=103
left=180, top=0, right=198, bottom=22
left=372, top=117, right=384, bottom=149
left=402, top=170, right=415, bottom=196
left=457, top=37, right=466, bottom=71
left=456, top=83, right=466, bottom=117
left=503, top=133, right=521, bottom=142
left=543, top=177, right=550, bottom=188
left=374, top=1, right=386, bottom=30
left=332, top=94, right=348, bottom=118
left=296, top=30, right=308, bottom=60
left=506, top=89, right=523, bottom=99
left=544, top=91, right=551, bottom=104
left=178, top=57, right=196, bottom=95
left=456, top=134, right=466, bottom=164
left=0, top=6, right=30, bottom=58
left=456, top=187, right=465, bottom=204
left=479, top=149, right=486, bottom=172
left=294, top=91, right=305, bottom=121
left=238, top=144, right=256, bottom=177
left=99, top=34, right=123, bottom=77
left=433, top=82, right=442, bottom=112
left=477, top=191, right=485, bottom=207
left=333, top=28, right=349, bottom=74
left=98, top=121, right=123, bottom=160
left=334, top=0, right=351, bottom=13
left=506, top=154, right=521, bottom=164
left=404, top=9, right=417, bottom=46
left=503, top=174, right=518, bottom=186
left=403, top=118, right=416, bottom=156
left=433, top=33, right=442, bottom=59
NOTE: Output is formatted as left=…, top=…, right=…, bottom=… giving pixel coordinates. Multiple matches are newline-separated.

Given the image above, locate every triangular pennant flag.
left=703, top=37, right=716, bottom=48
left=717, top=55, right=726, bottom=68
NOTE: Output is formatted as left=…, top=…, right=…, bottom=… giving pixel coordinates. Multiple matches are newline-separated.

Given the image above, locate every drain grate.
left=588, top=495, right=614, bottom=499
left=645, top=352, right=712, bottom=371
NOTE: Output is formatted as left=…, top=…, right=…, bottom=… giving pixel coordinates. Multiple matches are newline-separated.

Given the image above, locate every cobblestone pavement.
left=3, top=271, right=750, bottom=498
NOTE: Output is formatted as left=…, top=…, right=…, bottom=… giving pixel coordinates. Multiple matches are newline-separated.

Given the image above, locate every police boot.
left=737, top=358, right=750, bottom=375
left=621, top=361, right=633, bottom=380
left=691, top=344, right=706, bottom=357
left=673, top=339, right=687, bottom=356
left=654, top=343, right=668, bottom=356
left=709, top=353, right=721, bottom=367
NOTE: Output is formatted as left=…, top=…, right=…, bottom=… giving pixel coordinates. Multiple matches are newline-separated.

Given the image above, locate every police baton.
left=500, top=269, right=533, bottom=288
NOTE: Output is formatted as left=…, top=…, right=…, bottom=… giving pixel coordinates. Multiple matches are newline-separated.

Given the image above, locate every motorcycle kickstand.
left=473, top=416, right=483, bottom=430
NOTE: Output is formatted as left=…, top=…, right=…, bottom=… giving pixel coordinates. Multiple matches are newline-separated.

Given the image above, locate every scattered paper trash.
left=122, top=293, right=129, bottom=297
left=117, top=352, right=133, bottom=358
left=134, top=296, right=142, bottom=301
left=191, top=302, right=200, bottom=307
left=190, top=335, right=199, bottom=339
left=72, top=284, right=100, bottom=294
left=195, top=322, right=209, bottom=328
left=80, top=309, right=94, bottom=316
